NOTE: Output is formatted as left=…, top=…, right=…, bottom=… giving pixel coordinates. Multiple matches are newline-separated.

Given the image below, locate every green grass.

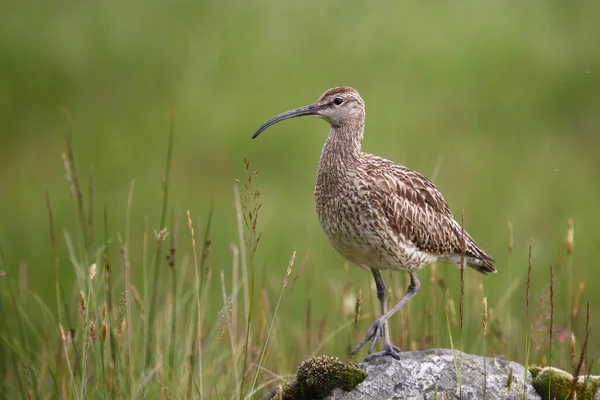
left=1, top=0, right=600, bottom=397
left=0, top=128, right=597, bottom=398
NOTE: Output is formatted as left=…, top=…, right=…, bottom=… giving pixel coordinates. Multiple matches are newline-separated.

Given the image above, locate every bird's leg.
left=372, top=270, right=402, bottom=354
left=352, top=271, right=421, bottom=361
left=352, top=269, right=394, bottom=357
left=370, top=270, right=399, bottom=354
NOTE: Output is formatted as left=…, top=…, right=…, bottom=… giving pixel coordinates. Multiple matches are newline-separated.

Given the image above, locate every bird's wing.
left=362, top=156, right=460, bottom=255
left=364, top=156, right=452, bottom=216
left=362, top=155, right=495, bottom=272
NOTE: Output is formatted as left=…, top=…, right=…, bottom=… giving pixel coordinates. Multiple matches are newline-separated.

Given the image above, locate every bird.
left=252, top=86, right=495, bottom=361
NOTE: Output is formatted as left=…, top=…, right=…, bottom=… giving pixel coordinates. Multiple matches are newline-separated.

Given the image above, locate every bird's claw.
left=352, top=318, right=402, bottom=360
left=352, top=319, right=384, bottom=356
left=364, top=345, right=401, bottom=361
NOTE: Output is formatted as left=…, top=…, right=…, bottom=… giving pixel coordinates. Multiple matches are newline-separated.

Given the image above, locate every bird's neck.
left=323, top=122, right=363, bottom=158
left=317, top=123, right=364, bottom=175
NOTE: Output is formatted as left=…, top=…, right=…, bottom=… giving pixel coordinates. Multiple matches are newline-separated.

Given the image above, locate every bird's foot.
left=352, top=318, right=384, bottom=356
left=352, top=318, right=401, bottom=359
left=390, top=343, right=402, bottom=353
left=364, top=344, right=401, bottom=361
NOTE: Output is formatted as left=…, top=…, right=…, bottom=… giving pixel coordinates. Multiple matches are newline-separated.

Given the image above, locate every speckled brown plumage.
left=315, top=150, right=495, bottom=275
left=253, top=86, right=495, bottom=360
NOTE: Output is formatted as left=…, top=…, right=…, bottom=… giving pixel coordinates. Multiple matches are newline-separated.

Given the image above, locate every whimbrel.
left=252, top=86, right=495, bottom=360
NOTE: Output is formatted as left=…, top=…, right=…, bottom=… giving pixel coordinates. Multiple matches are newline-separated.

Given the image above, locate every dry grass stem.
left=354, top=288, right=362, bottom=325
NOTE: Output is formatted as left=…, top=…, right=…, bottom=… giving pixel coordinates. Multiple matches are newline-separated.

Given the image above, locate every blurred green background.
left=1, top=0, right=599, bottom=359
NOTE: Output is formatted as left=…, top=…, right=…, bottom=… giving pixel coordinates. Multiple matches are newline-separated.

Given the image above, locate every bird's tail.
left=445, top=220, right=496, bottom=274
left=466, top=255, right=496, bottom=275
left=449, top=222, right=496, bottom=274
left=442, top=252, right=496, bottom=275
left=463, top=233, right=496, bottom=274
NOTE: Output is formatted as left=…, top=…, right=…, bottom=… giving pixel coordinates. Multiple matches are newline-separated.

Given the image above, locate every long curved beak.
left=252, top=103, right=322, bottom=139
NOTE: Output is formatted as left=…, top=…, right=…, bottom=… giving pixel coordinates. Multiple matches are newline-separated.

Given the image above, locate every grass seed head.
left=481, top=297, right=488, bottom=335
left=80, top=290, right=86, bottom=312
left=283, top=251, right=296, bottom=287
left=448, top=298, right=457, bottom=327
left=101, top=322, right=107, bottom=343
left=89, top=263, right=97, bottom=280
left=59, top=324, right=66, bottom=344
left=120, top=319, right=127, bottom=347
left=130, top=285, right=144, bottom=315
left=90, top=321, right=97, bottom=344
left=566, top=218, right=575, bottom=255
left=155, top=227, right=169, bottom=244
left=61, top=153, right=76, bottom=196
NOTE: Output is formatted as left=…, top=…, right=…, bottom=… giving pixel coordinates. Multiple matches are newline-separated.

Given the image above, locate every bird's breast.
left=314, top=175, right=386, bottom=267
left=314, top=172, right=436, bottom=271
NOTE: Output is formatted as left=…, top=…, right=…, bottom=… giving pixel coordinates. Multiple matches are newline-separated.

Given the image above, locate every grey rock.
left=326, top=348, right=541, bottom=400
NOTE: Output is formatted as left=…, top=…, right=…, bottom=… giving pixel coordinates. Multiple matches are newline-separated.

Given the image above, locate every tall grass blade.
left=507, top=220, right=513, bottom=359
left=445, top=290, right=461, bottom=389
left=565, top=219, right=574, bottom=333
left=0, top=248, right=27, bottom=399
left=570, top=302, right=590, bottom=399
left=250, top=251, right=296, bottom=395
left=145, top=102, right=176, bottom=372
left=124, top=180, right=135, bottom=395
left=168, top=209, right=177, bottom=387
left=186, top=195, right=215, bottom=399
left=549, top=264, right=554, bottom=399
left=88, top=168, right=95, bottom=251
left=62, top=108, right=90, bottom=262
left=0, top=244, right=30, bottom=370
left=104, top=207, right=118, bottom=397
left=238, top=158, right=261, bottom=399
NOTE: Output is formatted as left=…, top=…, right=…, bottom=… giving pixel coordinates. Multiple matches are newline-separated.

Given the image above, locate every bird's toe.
left=364, top=347, right=401, bottom=362
left=352, top=318, right=384, bottom=355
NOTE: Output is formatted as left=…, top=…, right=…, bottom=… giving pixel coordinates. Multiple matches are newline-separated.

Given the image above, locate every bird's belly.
left=326, top=232, right=429, bottom=271
left=316, top=199, right=433, bottom=271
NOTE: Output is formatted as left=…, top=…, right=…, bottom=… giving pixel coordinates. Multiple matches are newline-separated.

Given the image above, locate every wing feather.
left=362, top=155, right=495, bottom=273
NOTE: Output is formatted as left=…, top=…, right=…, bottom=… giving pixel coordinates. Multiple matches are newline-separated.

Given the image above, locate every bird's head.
left=252, top=86, right=365, bottom=139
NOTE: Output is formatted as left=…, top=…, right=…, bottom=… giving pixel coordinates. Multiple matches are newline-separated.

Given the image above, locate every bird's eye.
left=333, top=97, right=344, bottom=106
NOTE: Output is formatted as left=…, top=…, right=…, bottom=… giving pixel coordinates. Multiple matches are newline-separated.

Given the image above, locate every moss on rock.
left=279, top=381, right=301, bottom=400
left=528, top=365, right=543, bottom=379
left=574, top=375, right=600, bottom=399
left=296, top=355, right=367, bottom=399
left=264, top=355, right=367, bottom=400
left=531, top=366, right=600, bottom=400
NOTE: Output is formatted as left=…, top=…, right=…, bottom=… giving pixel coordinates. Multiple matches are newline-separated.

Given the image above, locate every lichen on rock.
left=328, top=349, right=540, bottom=399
